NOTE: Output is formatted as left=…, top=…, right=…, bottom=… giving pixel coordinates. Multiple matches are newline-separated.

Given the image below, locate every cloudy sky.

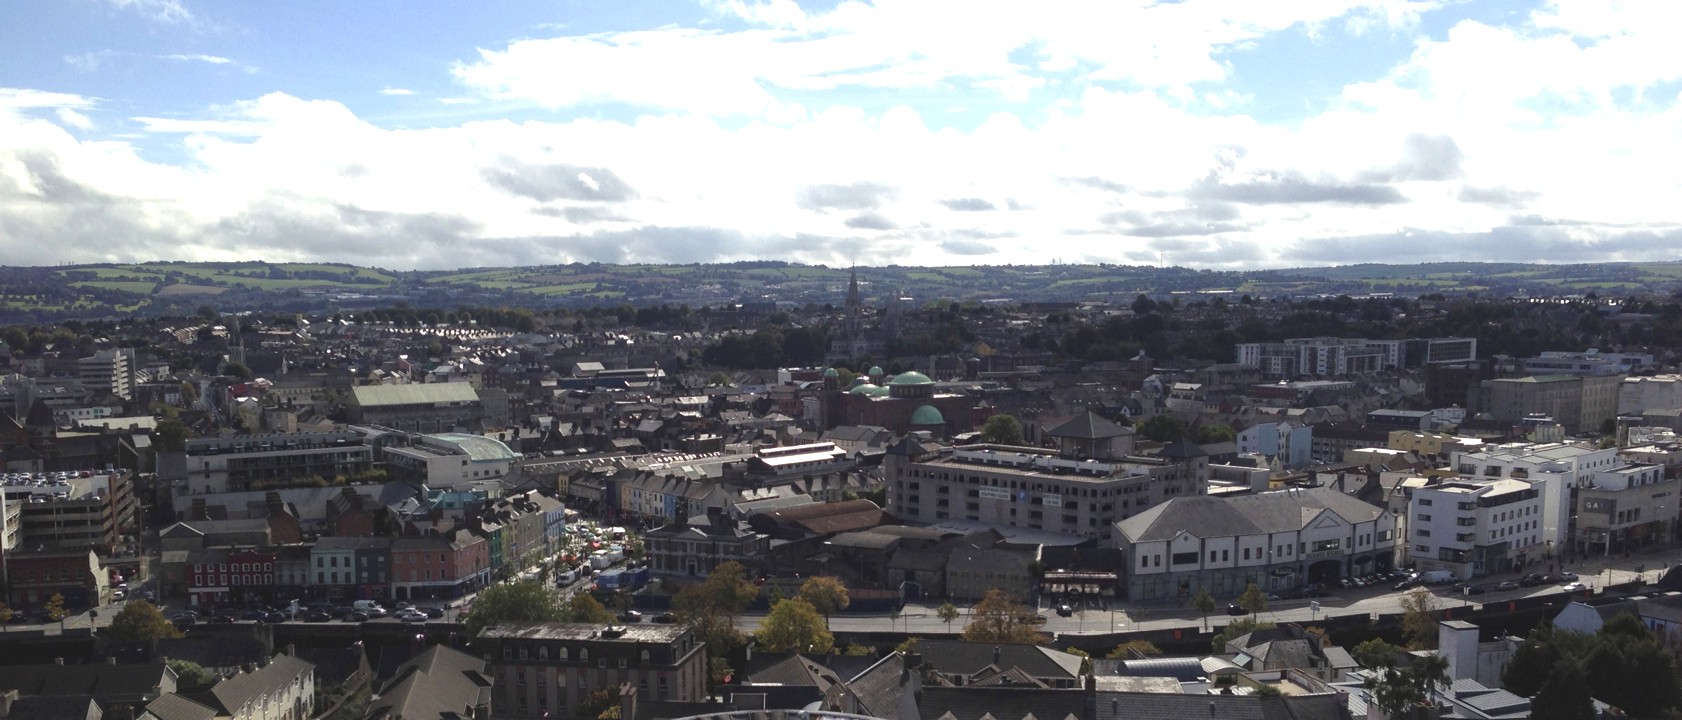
left=2, top=0, right=1679, bottom=271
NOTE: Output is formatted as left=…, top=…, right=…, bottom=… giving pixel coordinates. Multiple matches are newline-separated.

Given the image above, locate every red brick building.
left=3, top=547, right=108, bottom=609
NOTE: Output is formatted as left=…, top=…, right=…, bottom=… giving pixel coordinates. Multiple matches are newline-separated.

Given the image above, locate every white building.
left=1450, top=442, right=1620, bottom=556
left=1112, top=487, right=1397, bottom=600
left=79, top=348, right=133, bottom=400
left=1236, top=421, right=1312, bottom=469
left=1409, top=479, right=1544, bottom=579
left=1525, top=349, right=1653, bottom=377
left=380, top=432, right=517, bottom=487
left=1236, top=338, right=1398, bottom=377
left=1619, top=374, right=1682, bottom=415
left=1574, top=462, right=1679, bottom=557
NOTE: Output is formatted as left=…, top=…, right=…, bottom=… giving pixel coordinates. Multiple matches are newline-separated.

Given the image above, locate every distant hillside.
left=2, top=259, right=1679, bottom=321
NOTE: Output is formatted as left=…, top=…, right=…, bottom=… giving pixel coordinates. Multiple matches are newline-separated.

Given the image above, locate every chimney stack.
left=992, top=646, right=1000, bottom=665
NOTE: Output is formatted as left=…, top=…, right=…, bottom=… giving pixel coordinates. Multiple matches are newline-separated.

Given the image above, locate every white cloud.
left=103, top=0, right=195, bottom=25
left=163, top=53, right=232, bottom=64
left=379, top=87, right=416, bottom=96
left=2, top=1, right=1679, bottom=271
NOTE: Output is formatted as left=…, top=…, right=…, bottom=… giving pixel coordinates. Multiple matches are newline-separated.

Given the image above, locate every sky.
left=2, top=0, right=1680, bottom=271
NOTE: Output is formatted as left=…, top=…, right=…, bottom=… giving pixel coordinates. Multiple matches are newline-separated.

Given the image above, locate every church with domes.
left=816, top=364, right=985, bottom=437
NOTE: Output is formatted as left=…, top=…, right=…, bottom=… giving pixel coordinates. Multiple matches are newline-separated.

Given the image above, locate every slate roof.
left=0, top=662, right=171, bottom=702
left=919, top=686, right=1087, bottom=720
left=6, top=695, right=100, bottom=720
left=1114, top=487, right=1386, bottom=544
left=206, top=654, right=314, bottom=717
left=917, top=639, right=1083, bottom=682
left=1045, top=412, right=1131, bottom=440
left=351, top=383, right=479, bottom=407
left=144, top=693, right=218, bottom=720
left=367, top=645, right=493, bottom=720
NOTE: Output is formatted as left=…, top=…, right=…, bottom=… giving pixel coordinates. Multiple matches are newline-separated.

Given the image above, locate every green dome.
left=868, top=365, right=884, bottom=376
left=849, top=383, right=879, bottom=395
left=822, top=367, right=840, bottom=378
left=849, top=376, right=869, bottom=388
left=910, top=404, right=945, bottom=426
left=887, top=371, right=934, bottom=386
left=866, top=385, right=891, bottom=397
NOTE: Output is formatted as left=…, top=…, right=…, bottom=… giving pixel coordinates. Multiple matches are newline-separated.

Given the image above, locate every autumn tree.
left=106, top=600, right=183, bottom=641
left=756, top=598, right=834, bottom=654
left=561, top=593, right=616, bottom=624
left=1192, top=587, right=1215, bottom=630
left=0, top=602, right=11, bottom=631
left=45, top=593, right=67, bottom=629
left=1212, top=616, right=1274, bottom=652
left=797, top=576, right=850, bottom=629
left=674, top=561, right=759, bottom=656
left=1399, top=589, right=1440, bottom=650
left=463, top=581, right=563, bottom=637
left=961, top=589, right=1043, bottom=645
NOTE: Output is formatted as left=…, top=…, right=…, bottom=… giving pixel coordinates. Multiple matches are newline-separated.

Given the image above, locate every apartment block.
left=1574, top=462, right=1679, bottom=557
left=181, top=431, right=373, bottom=493
left=1451, top=442, right=1620, bottom=554
left=482, top=623, right=708, bottom=718
left=1409, top=479, right=1544, bottom=578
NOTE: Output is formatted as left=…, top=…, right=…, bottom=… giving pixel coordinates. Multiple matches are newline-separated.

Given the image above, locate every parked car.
left=1055, top=604, right=1074, bottom=617
left=397, top=609, right=428, bottom=623
left=263, top=612, right=288, bottom=624
left=1394, top=577, right=1419, bottom=591
left=1226, top=603, right=1248, bottom=616
left=1519, top=573, right=1546, bottom=587
left=1497, top=581, right=1519, bottom=591
left=242, top=609, right=268, bottom=621
left=344, top=610, right=369, bottom=623
left=421, top=607, right=445, bottom=619
left=211, top=614, right=235, bottom=624
left=618, top=610, right=644, bottom=623
left=1557, top=571, right=1579, bottom=582
left=1561, top=582, right=1586, bottom=593
left=652, top=613, right=675, bottom=624
left=112, top=589, right=127, bottom=601
left=171, top=613, right=197, bottom=627
left=304, top=610, right=333, bottom=622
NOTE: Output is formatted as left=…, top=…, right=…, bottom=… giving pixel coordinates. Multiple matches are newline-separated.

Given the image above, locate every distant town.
left=1, top=264, right=1679, bottom=720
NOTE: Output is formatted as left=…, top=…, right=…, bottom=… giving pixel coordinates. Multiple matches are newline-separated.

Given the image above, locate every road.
left=736, top=553, right=1678, bottom=637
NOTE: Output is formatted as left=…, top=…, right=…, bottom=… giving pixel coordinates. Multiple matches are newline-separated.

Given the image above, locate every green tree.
left=1584, top=613, right=1682, bottom=717
left=1532, top=661, right=1595, bottom=720
left=1364, top=654, right=1449, bottom=720
left=463, top=581, right=563, bottom=636
left=1399, top=589, right=1440, bottom=650
left=0, top=602, right=11, bottom=631
left=154, top=418, right=193, bottom=452
left=936, top=602, right=960, bottom=632
left=223, top=361, right=252, bottom=380
left=674, top=561, right=758, bottom=658
left=1192, top=423, right=1235, bottom=444
left=709, top=656, right=734, bottom=691
left=106, top=600, right=184, bottom=641
left=1066, top=646, right=1093, bottom=676
left=1106, top=639, right=1163, bottom=658
left=756, top=598, right=834, bottom=654
left=1351, top=638, right=1401, bottom=670
left=560, top=593, right=616, bottom=624
left=894, top=636, right=921, bottom=654
left=961, top=589, right=1043, bottom=645
left=1236, top=582, right=1267, bottom=616
left=707, top=372, right=731, bottom=387
left=979, top=414, right=1025, bottom=446
left=797, top=576, right=850, bottom=629
left=1212, top=616, right=1274, bottom=652
left=167, top=658, right=219, bottom=691
left=1192, top=587, right=1215, bottom=631
left=1137, top=415, right=1188, bottom=442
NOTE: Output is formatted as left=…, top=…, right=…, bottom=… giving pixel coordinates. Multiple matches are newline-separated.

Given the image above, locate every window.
left=538, top=646, right=548, bottom=661
left=641, top=650, right=651, bottom=663
left=559, top=647, right=569, bottom=662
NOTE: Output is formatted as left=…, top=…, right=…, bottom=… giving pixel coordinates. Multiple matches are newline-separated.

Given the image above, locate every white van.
left=353, top=600, right=386, bottom=614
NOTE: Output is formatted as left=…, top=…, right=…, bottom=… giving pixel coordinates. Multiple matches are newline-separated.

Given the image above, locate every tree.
left=1106, top=639, right=1162, bottom=659
left=1583, top=613, right=1682, bottom=717
left=1236, top=582, right=1267, bottom=616
left=894, top=636, right=921, bottom=654
left=1137, top=415, right=1188, bottom=442
left=45, top=593, right=67, bottom=629
left=980, top=414, right=1025, bottom=446
left=1351, top=638, right=1401, bottom=670
left=1532, top=661, right=1595, bottom=720
left=106, top=600, right=183, bottom=641
left=709, top=656, right=734, bottom=690
left=0, top=602, right=11, bottom=631
left=674, top=561, right=759, bottom=658
left=463, top=581, right=563, bottom=637
left=961, top=589, right=1043, bottom=645
left=561, top=593, right=616, bottom=624
left=1066, top=647, right=1093, bottom=676
left=1192, top=587, right=1215, bottom=631
left=1364, top=654, right=1449, bottom=720
left=936, top=602, right=960, bottom=632
left=168, top=658, right=218, bottom=691
left=154, top=418, right=193, bottom=452
left=1192, top=423, right=1235, bottom=444
left=1399, top=589, right=1440, bottom=650
left=756, top=598, right=834, bottom=654
left=223, top=362, right=252, bottom=380
left=797, top=576, right=850, bottom=629
left=1212, top=616, right=1274, bottom=652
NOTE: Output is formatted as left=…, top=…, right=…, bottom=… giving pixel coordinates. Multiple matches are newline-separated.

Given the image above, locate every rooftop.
left=479, top=622, right=689, bottom=643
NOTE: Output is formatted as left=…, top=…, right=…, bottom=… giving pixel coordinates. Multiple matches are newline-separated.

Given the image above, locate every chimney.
left=285, top=644, right=296, bottom=657
left=108, top=657, right=117, bottom=665
left=992, top=646, right=1000, bottom=665
left=54, top=658, right=63, bottom=665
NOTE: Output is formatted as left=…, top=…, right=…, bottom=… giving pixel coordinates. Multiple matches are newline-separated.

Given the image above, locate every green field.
left=71, top=280, right=158, bottom=294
